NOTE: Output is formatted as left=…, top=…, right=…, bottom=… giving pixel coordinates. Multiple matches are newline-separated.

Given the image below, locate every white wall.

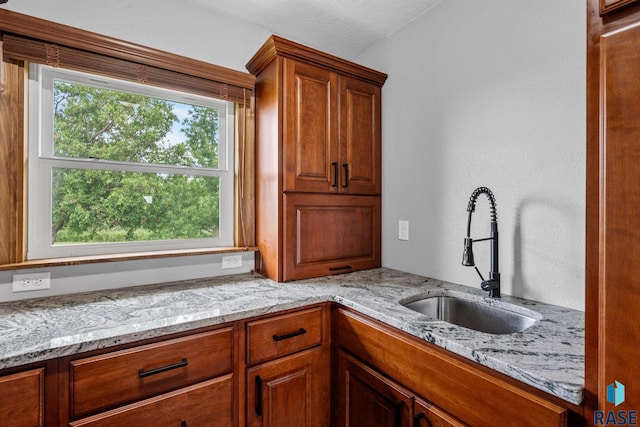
left=0, top=0, right=270, bottom=301
left=2, top=0, right=270, bottom=72
left=356, top=0, right=586, bottom=310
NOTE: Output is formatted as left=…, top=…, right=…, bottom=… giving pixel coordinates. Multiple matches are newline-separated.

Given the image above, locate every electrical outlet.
left=221, top=255, right=243, bottom=270
left=398, top=220, right=409, bottom=241
left=12, top=272, right=51, bottom=292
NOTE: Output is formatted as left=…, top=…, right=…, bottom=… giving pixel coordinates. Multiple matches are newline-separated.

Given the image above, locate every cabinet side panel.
left=599, top=22, right=640, bottom=412
left=255, top=59, right=283, bottom=281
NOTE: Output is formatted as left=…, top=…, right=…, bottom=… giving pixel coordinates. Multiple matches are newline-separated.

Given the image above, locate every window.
left=27, top=64, right=235, bottom=259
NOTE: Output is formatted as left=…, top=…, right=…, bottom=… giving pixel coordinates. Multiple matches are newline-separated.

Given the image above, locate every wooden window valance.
left=0, top=10, right=255, bottom=104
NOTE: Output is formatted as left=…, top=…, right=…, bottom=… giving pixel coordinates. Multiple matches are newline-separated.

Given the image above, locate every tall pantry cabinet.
left=246, top=36, right=387, bottom=282
left=586, top=0, right=640, bottom=421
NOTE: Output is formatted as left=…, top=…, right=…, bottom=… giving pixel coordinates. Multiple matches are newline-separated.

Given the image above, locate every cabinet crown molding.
left=246, top=35, right=387, bottom=86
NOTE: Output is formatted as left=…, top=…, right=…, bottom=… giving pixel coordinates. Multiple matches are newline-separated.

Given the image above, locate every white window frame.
left=27, top=64, right=235, bottom=259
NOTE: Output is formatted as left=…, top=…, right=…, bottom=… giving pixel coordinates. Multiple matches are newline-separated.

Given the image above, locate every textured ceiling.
left=187, top=0, right=444, bottom=59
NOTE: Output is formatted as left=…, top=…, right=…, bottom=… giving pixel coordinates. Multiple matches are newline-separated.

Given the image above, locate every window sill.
left=0, top=247, right=258, bottom=272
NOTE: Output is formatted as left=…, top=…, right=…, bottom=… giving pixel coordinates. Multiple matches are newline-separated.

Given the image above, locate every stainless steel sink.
left=402, top=295, right=539, bottom=334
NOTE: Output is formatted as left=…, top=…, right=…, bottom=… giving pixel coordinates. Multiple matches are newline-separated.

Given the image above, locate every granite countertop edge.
left=0, top=268, right=585, bottom=405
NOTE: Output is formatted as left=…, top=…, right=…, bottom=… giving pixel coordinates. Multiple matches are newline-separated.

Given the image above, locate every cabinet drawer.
left=247, top=307, right=322, bottom=365
left=70, top=327, right=233, bottom=418
left=70, top=374, right=233, bottom=427
left=0, top=368, right=44, bottom=427
left=283, top=193, right=381, bottom=281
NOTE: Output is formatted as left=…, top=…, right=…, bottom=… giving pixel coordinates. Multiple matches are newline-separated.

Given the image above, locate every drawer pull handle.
left=329, top=265, right=352, bottom=272
left=138, top=358, right=188, bottom=378
left=181, top=422, right=187, bottom=427
left=272, top=328, right=307, bottom=342
left=255, top=375, right=263, bottom=416
left=342, top=163, right=349, bottom=188
left=332, top=162, right=339, bottom=187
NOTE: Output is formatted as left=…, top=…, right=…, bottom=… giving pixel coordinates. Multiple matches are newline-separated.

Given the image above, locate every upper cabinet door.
left=339, top=76, right=381, bottom=195
left=283, top=59, right=339, bottom=193
left=600, top=0, right=640, bottom=14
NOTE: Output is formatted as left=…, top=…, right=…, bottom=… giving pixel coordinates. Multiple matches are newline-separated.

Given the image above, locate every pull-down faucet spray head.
left=462, top=237, right=475, bottom=267
left=462, top=187, right=500, bottom=298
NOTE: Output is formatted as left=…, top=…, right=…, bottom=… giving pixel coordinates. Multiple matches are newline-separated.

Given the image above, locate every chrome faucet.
left=462, top=187, right=500, bottom=298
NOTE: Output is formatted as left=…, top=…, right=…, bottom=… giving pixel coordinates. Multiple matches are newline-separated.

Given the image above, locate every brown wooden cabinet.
left=0, top=368, right=45, bottom=427
left=247, top=35, right=386, bottom=282
left=586, top=0, right=640, bottom=421
left=337, top=350, right=466, bottom=427
left=247, top=348, right=325, bottom=427
left=335, top=307, right=569, bottom=427
left=337, top=350, right=413, bottom=427
left=245, top=306, right=330, bottom=427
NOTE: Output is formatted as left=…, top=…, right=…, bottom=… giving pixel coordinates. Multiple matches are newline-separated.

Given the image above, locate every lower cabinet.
left=245, top=305, right=330, bottom=427
left=247, top=347, right=325, bottom=427
left=335, top=307, right=570, bottom=427
left=0, top=302, right=580, bottom=426
left=0, top=368, right=45, bottom=427
left=69, top=375, right=233, bottom=427
left=337, top=350, right=465, bottom=427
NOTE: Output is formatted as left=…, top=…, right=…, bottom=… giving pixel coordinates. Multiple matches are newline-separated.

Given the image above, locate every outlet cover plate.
left=222, top=255, right=243, bottom=269
left=13, top=272, right=51, bottom=292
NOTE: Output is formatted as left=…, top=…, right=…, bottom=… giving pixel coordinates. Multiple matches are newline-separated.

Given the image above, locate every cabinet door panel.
left=247, top=347, right=328, bottom=427
left=340, top=77, right=381, bottom=195
left=599, top=22, right=640, bottom=411
left=284, top=59, right=338, bottom=193
left=0, top=368, right=44, bottom=427
left=283, top=194, right=381, bottom=281
left=338, top=351, right=412, bottom=427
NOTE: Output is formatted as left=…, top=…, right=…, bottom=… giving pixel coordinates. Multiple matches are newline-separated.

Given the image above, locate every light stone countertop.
left=0, top=268, right=584, bottom=405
